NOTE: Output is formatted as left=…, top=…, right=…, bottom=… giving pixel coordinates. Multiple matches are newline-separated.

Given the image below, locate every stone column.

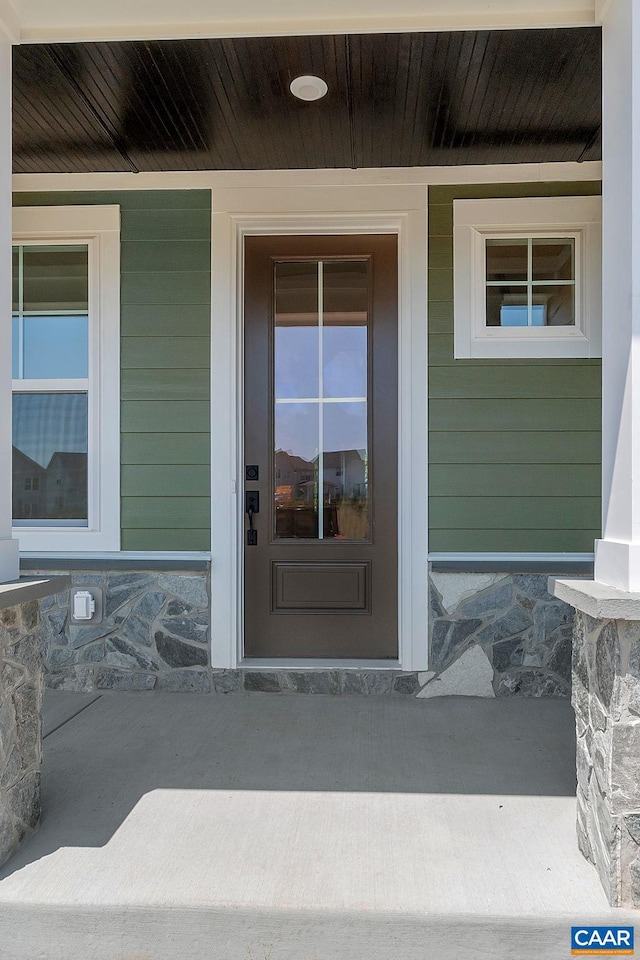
left=0, top=26, right=18, bottom=584
left=595, top=0, right=640, bottom=592
left=551, top=0, right=640, bottom=909
left=0, top=599, right=42, bottom=867
left=573, top=606, right=640, bottom=907
left=551, top=579, right=640, bottom=908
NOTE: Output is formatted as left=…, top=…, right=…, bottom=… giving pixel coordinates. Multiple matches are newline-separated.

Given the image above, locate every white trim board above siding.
left=12, top=161, right=602, bottom=194
left=17, top=1, right=597, bottom=44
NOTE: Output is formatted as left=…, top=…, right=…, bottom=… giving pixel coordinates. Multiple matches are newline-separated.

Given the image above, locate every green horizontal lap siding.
left=429, top=431, right=601, bottom=464
left=121, top=401, right=210, bottom=433
left=121, top=529, right=211, bottom=551
left=430, top=464, right=601, bottom=498
left=121, top=337, right=209, bottom=369
left=122, top=465, right=210, bottom=497
left=121, top=369, right=210, bottom=402
left=120, top=303, right=210, bottom=338
left=428, top=180, right=602, bottom=554
left=121, top=497, right=210, bottom=527
left=121, top=433, right=209, bottom=465
left=429, top=365, right=601, bottom=399
left=14, top=190, right=212, bottom=552
left=431, top=398, right=601, bottom=432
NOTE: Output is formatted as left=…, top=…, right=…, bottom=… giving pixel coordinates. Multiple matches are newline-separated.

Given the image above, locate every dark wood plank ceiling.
left=12, top=28, right=601, bottom=174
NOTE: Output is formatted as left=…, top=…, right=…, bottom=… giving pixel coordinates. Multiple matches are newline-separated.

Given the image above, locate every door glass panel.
left=274, top=402, right=318, bottom=539
left=323, top=401, right=368, bottom=540
left=274, top=262, right=318, bottom=399
left=273, top=259, right=370, bottom=541
left=323, top=261, right=368, bottom=399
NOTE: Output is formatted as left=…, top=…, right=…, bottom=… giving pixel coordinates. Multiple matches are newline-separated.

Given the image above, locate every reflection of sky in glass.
left=13, top=393, right=88, bottom=467
left=21, top=315, right=88, bottom=379
left=324, top=402, right=367, bottom=454
left=323, top=326, right=367, bottom=398
left=275, top=403, right=318, bottom=464
left=275, top=327, right=318, bottom=399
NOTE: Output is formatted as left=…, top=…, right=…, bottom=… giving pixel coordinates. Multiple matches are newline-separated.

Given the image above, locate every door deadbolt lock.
left=245, top=464, right=259, bottom=481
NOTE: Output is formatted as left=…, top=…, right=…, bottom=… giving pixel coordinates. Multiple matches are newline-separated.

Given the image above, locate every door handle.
left=246, top=490, right=259, bottom=545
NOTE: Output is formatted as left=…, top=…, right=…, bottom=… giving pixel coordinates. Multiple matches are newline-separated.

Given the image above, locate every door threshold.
left=237, top=658, right=402, bottom=671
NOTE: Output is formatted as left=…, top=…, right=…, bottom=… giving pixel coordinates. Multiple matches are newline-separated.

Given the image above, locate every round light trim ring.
left=290, top=75, right=328, bottom=102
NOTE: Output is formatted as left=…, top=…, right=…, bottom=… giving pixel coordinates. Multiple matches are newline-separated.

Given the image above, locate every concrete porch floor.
left=0, top=691, right=635, bottom=960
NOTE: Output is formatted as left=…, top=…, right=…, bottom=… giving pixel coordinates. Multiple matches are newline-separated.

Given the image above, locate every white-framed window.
left=12, top=205, right=120, bottom=551
left=453, top=195, right=602, bottom=359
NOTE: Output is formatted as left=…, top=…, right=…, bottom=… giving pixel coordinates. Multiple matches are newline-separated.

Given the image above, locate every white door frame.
left=210, top=184, right=428, bottom=670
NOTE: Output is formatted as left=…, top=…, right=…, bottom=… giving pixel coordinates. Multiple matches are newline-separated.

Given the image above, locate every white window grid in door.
left=274, top=259, right=369, bottom=541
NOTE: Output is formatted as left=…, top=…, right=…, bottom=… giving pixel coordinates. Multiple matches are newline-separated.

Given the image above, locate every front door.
left=243, top=235, right=398, bottom=659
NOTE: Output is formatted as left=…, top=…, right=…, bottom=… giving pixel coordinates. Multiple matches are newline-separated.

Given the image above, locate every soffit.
left=12, top=28, right=602, bottom=174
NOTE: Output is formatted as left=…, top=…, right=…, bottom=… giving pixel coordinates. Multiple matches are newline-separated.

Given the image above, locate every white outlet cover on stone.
left=418, top=644, right=495, bottom=698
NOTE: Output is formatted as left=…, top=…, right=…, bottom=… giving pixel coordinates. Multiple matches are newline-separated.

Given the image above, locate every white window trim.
left=11, top=204, right=120, bottom=551
left=453, top=195, right=602, bottom=359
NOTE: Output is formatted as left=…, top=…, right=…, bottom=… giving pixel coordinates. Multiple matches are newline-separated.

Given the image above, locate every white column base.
left=0, top=537, right=19, bottom=583
left=594, top=539, right=640, bottom=593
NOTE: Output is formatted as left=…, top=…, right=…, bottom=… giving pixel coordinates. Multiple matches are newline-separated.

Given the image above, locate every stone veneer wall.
left=573, top=609, right=640, bottom=908
left=39, top=570, right=211, bottom=693
left=0, top=599, right=42, bottom=868
left=37, top=567, right=575, bottom=698
left=425, top=572, right=575, bottom=697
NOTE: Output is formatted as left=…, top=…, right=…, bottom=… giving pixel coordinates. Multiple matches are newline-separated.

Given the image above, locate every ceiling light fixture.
left=290, top=75, right=328, bottom=102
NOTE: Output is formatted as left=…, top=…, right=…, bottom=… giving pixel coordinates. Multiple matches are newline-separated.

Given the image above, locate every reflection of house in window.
left=322, top=450, right=366, bottom=502
left=321, top=450, right=368, bottom=539
left=274, top=448, right=369, bottom=540
left=274, top=450, right=315, bottom=501
left=45, top=452, right=87, bottom=520
left=12, top=446, right=87, bottom=522
left=274, top=450, right=316, bottom=538
left=12, top=448, right=46, bottom=519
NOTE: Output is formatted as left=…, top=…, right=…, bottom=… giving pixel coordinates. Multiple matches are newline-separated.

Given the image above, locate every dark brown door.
left=244, top=235, right=398, bottom=659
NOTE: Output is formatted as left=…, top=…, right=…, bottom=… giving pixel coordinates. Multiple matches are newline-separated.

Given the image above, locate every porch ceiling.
left=12, top=28, right=601, bottom=174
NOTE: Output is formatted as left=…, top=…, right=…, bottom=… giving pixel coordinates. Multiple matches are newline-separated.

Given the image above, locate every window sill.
left=460, top=332, right=593, bottom=360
